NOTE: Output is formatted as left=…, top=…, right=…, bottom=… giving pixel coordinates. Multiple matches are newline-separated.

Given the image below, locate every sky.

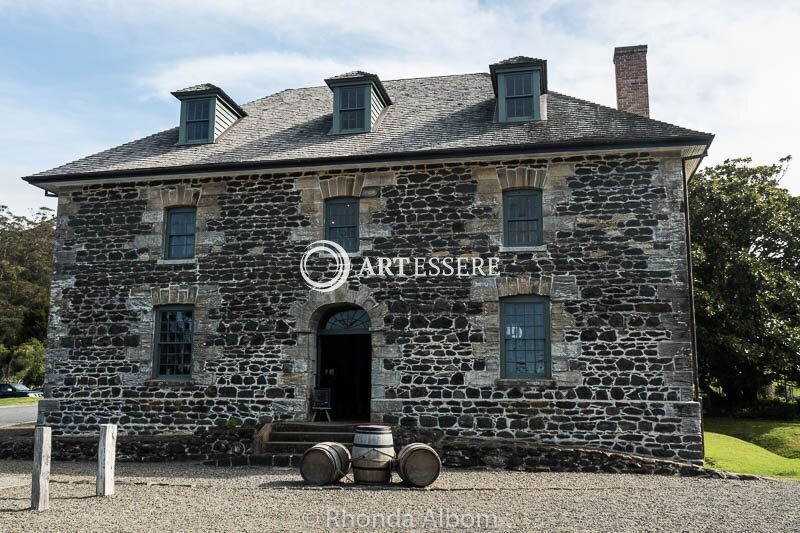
left=1, top=0, right=798, bottom=216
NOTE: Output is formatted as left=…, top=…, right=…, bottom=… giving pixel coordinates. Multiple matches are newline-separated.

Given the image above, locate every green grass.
left=704, top=417, right=800, bottom=459
left=0, top=397, right=41, bottom=407
left=704, top=432, right=800, bottom=480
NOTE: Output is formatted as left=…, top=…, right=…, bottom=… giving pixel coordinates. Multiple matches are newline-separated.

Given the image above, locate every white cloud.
left=137, top=1, right=800, bottom=193
left=2, top=0, right=799, bottom=216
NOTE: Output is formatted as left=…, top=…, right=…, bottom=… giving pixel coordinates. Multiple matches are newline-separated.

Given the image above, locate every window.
left=183, top=98, right=212, bottom=143
left=501, top=296, right=550, bottom=378
left=505, top=73, right=534, bottom=119
left=319, top=308, right=371, bottom=334
left=325, top=197, right=359, bottom=252
left=165, top=207, right=196, bottom=259
left=154, top=306, right=194, bottom=377
left=339, top=87, right=366, bottom=131
left=333, top=86, right=368, bottom=133
left=503, top=189, right=543, bottom=246
left=497, top=70, right=541, bottom=122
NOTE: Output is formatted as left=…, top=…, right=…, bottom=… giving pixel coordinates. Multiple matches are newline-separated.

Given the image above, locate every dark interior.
left=318, top=334, right=371, bottom=421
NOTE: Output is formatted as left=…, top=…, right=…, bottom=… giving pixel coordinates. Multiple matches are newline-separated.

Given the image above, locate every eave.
left=23, top=135, right=714, bottom=193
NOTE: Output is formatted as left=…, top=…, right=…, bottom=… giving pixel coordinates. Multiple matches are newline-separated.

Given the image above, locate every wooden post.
left=31, top=425, right=51, bottom=511
left=97, top=424, right=117, bottom=496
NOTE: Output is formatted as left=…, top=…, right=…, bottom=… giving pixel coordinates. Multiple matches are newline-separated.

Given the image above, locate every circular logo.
left=300, top=240, right=351, bottom=292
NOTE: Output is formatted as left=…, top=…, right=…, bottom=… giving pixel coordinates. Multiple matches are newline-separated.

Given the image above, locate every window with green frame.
left=497, top=69, right=541, bottom=122
left=500, top=295, right=550, bottom=378
left=503, top=189, right=543, bottom=246
left=154, top=306, right=194, bottom=378
left=325, top=197, right=359, bottom=252
left=332, top=85, right=369, bottom=134
left=181, top=98, right=213, bottom=143
left=165, top=207, right=196, bottom=259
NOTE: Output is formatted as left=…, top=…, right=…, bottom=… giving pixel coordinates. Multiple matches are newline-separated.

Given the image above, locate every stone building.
left=25, top=46, right=712, bottom=464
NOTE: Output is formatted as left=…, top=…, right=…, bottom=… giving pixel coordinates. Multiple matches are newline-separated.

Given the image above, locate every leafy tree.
left=0, top=206, right=54, bottom=386
left=16, top=338, right=45, bottom=387
left=0, top=338, right=45, bottom=386
left=690, top=157, right=800, bottom=408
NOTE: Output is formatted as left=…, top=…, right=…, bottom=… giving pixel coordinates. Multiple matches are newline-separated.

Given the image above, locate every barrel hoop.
left=352, top=443, right=395, bottom=449
left=354, top=427, right=392, bottom=434
left=352, top=464, right=392, bottom=471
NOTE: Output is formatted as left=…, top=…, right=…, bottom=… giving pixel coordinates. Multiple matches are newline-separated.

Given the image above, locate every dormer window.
left=171, top=83, right=247, bottom=145
left=184, top=99, right=212, bottom=143
left=490, top=57, right=548, bottom=123
left=337, top=86, right=368, bottom=132
left=325, top=71, right=391, bottom=135
left=503, top=73, right=536, bottom=120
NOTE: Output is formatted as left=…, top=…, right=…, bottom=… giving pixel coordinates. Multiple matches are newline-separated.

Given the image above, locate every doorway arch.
left=316, top=306, right=372, bottom=421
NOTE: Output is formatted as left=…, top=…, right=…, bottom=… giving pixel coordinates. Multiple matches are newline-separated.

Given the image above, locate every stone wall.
left=393, top=428, right=753, bottom=479
left=0, top=426, right=254, bottom=462
left=41, top=151, right=703, bottom=464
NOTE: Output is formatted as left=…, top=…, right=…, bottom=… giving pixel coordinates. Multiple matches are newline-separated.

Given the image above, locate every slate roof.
left=491, top=56, right=545, bottom=67
left=25, top=73, right=712, bottom=183
left=325, top=71, right=376, bottom=81
left=171, top=83, right=221, bottom=95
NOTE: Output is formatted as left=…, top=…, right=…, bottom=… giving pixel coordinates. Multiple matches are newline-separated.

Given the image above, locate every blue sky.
left=2, top=0, right=798, bottom=215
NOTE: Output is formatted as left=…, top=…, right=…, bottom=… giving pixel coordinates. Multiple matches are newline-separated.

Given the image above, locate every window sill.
left=496, top=116, right=542, bottom=124
left=329, top=129, right=370, bottom=135
left=157, top=258, right=197, bottom=265
left=496, top=378, right=555, bottom=387
left=175, top=139, right=214, bottom=146
left=499, top=245, right=547, bottom=253
left=144, top=379, right=197, bottom=387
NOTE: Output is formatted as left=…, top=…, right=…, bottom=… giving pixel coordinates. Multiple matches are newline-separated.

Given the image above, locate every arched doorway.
left=317, top=306, right=372, bottom=421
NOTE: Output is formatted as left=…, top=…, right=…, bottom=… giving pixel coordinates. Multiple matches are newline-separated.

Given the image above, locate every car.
left=0, top=383, right=44, bottom=398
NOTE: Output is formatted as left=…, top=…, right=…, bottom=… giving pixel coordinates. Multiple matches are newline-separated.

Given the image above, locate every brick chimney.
left=613, top=45, right=649, bottom=117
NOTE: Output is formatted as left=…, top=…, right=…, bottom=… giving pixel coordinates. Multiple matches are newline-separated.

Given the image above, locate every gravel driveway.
left=1, top=460, right=798, bottom=531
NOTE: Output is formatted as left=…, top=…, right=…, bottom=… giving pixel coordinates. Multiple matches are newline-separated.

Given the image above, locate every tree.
left=690, top=157, right=800, bottom=408
left=0, top=206, right=54, bottom=348
left=0, top=206, right=54, bottom=387
left=0, top=338, right=45, bottom=386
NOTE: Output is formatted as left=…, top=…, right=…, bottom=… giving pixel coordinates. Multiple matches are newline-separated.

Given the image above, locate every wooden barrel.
left=351, top=425, right=395, bottom=484
left=300, top=442, right=351, bottom=486
left=396, top=443, right=441, bottom=487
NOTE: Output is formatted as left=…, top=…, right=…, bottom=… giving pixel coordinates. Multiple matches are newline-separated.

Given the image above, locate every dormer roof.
left=324, top=71, right=392, bottom=106
left=171, top=83, right=248, bottom=118
left=489, top=57, right=548, bottom=97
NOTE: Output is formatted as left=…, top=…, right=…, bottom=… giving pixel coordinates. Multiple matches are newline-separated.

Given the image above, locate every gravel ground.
left=1, top=460, right=799, bottom=532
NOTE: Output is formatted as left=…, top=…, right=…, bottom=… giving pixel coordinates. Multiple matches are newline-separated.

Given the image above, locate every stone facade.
left=40, top=150, right=703, bottom=464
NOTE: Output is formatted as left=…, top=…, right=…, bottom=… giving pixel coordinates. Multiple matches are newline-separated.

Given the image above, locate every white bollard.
left=31, top=425, right=51, bottom=511
left=97, top=424, right=117, bottom=496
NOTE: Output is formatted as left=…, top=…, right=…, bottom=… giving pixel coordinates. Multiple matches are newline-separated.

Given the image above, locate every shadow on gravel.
left=257, top=479, right=435, bottom=491
left=0, top=460, right=289, bottom=481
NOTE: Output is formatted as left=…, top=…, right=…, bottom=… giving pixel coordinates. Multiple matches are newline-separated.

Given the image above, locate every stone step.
left=268, top=431, right=354, bottom=443
left=261, top=441, right=356, bottom=454
left=271, top=422, right=360, bottom=433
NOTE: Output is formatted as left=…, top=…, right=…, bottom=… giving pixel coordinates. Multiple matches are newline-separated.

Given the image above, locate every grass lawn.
left=704, top=432, right=800, bottom=480
left=0, top=397, right=41, bottom=407
left=704, top=417, right=800, bottom=459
